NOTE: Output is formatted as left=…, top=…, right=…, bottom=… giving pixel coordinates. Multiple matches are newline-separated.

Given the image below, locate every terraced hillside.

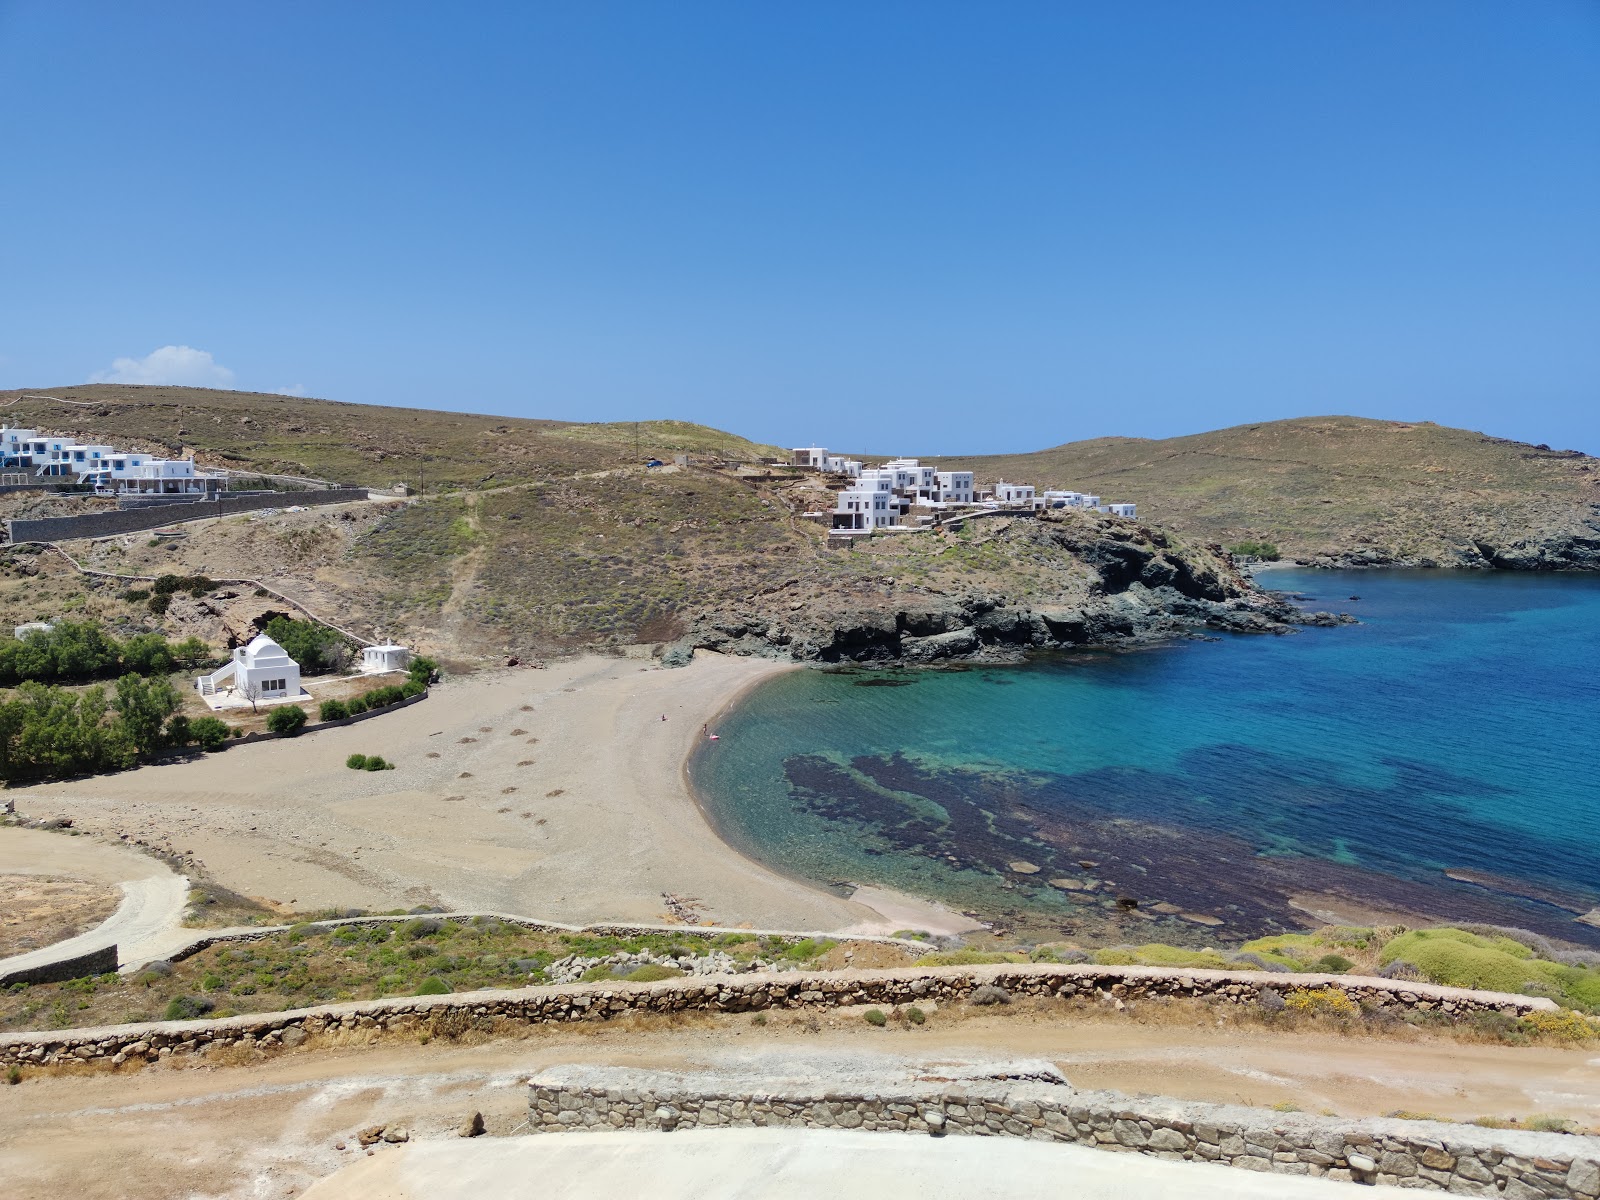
left=925, top=417, right=1600, bottom=569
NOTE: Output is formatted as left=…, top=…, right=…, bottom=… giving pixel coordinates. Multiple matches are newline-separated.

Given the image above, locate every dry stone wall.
left=0, top=961, right=1555, bottom=1070
left=528, top=1067, right=1600, bottom=1198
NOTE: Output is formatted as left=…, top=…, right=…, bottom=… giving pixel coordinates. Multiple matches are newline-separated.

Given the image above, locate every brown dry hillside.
left=0, top=385, right=782, bottom=491
left=921, top=417, right=1600, bottom=569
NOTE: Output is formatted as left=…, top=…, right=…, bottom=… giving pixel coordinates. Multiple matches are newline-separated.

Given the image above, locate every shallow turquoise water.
left=691, top=570, right=1600, bottom=942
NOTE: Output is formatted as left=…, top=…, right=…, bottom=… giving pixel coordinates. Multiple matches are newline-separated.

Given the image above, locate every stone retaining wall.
left=4, top=487, right=369, bottom=542
left=0, top=962, right=1556, bottom=1070
left=527, top=1069, right=1600, bottom=1198
left=0, top=944, right=118, bottom=988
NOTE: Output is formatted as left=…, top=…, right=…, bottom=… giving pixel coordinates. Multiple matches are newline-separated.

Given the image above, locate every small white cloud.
left=90, top=345, right=235, bottom=387
left=273, top=384, right=307, bottom=397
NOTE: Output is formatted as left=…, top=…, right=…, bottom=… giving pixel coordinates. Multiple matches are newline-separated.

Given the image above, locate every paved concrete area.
left=299, top=1129, right=1413, bottom=1199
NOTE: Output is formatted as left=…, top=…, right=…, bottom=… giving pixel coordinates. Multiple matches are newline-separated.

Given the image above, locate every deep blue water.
left=691, top=570, right=1600, bottom=943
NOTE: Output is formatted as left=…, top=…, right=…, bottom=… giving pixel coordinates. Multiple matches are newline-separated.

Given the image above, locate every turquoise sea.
left=690, top=570, right=1600, bottom=944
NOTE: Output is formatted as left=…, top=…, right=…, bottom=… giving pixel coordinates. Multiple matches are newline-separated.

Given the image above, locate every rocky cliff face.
left=1304, top=518, right=1600, bottom=572
left=665, top=511, right=1349, bottom=666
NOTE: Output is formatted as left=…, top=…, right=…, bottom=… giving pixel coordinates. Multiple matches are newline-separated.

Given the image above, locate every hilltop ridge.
left=923, top=415, right=1600, bottom=569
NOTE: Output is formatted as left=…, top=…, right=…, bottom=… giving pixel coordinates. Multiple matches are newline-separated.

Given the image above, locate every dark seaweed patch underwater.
left=690, top=569, right=1600, bottom=944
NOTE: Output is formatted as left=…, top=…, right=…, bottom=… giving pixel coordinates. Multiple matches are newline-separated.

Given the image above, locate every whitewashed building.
left=790, top=447, right=862, bottom=477
left=195, top=634, right=303, bottom=708
left=360, top=643, right=412, bottom=674
left=934, top=471, right=974, bottom=504
left=991, top=480, right=1036, bottom=507
left=0, top=426, right=223, bottom=495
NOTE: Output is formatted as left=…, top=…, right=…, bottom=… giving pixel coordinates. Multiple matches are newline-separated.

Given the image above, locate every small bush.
left=1521, top=1009, right=1600, bottom=1042
left=163, top=995, right=215, bottom=1021
left=147, top=593, right=171, bottom=615
left=1283, top=986, right=1360, bottom=1017
left=1315, top=954, right=1355, bottom=974
left=345, top=695, right=368, bottom=715
left=906, top=1005, right=927, bottom=1025
left=189, top=716, right=231, bottom=752
left=362, top=755, right=393, bottom=771
left=863, top=1008, right=888, bottom=1026
left=1524, top=1114, right=1577, bottom=1134
left=623, top=964, right=681, bottom=983
left=414, top=976, right=450, bottom=996
left=320, top=699, right=349, bottom=721
left=266, top=705, right=307, bottom=736
left=6, top=1064, right=20, bottom=1085
left=346, top=753, right=369, bottom=770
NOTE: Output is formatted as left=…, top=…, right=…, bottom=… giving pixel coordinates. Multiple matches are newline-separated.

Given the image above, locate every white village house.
left=0, top=426, right=223, bottom=496
left=195, top=634, right=304, bottom=708
left=360, top=643, right=412, bottom=674
left=796, top=447, right=1135, bottom=532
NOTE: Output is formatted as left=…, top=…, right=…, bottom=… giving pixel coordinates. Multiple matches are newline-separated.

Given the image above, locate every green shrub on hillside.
left=319, top=699, right=349, bottom=722
left=1379, top=928, right=1585, bottom=1004
left=346, top=753, right=369, bottom=770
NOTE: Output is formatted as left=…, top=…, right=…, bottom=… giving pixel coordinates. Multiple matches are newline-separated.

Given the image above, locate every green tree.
left=264, top=617, right=350, bottom=675
left=190, top=716, right=231, bottom=752
left=172, top=637, right=213, bottom=669
left=120, top=633, right=176, bottom=676
left=266, top=705, right=308, bottom=736
left=165, top=712, right=192, bottom=747
left=112, top=674, right=181, bottom=760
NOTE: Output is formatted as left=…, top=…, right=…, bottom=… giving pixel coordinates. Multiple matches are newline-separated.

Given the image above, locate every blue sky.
left=1, top=2, right=1595, bottom=453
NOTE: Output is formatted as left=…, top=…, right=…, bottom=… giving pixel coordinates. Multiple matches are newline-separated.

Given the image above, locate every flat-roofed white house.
left=991, top=480, right=1036, bottom=507
left=1101, top=502, right=1137, bottom=518
left=831, top=474, right=898, bottom=530
left=195, top=634, right=305, bottom=708
left=361, top=643, right=412, bottom=674
left=0, top=425, right=223, bottom=496
left=934, top=470, right=974, bottom=503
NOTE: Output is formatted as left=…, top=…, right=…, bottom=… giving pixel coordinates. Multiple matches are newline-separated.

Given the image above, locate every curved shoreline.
left=1, top=654, right=979, bottom=939
left=680, top=655, right=988, bottom=938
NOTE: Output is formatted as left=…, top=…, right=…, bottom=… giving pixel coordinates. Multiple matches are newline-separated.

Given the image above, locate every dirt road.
left=0, top=828, right=189, bottom=974
left=3, top=1009, right=1595, bottom=1200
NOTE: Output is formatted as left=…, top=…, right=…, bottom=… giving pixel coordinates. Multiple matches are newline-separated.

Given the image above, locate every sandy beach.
left=2, top=653, right=968, bottom=936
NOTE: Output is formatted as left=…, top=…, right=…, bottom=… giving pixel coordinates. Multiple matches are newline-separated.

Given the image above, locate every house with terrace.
left=194, top=633, right=307, bottom=709
left=0, top=426, right=223, bottom=495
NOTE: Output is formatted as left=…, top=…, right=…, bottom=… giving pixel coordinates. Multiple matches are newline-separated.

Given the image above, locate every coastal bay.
left=692, top=569, right=1600, bottom=945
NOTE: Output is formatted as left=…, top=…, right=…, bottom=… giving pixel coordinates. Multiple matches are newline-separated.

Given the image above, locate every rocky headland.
left=666, top=510, right=1352, bottom=666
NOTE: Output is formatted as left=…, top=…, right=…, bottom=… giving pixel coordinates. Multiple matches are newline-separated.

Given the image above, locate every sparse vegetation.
left=0, top=924, right=859, bottom=1031
left=1228, top=541, right=1280, bottom=561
